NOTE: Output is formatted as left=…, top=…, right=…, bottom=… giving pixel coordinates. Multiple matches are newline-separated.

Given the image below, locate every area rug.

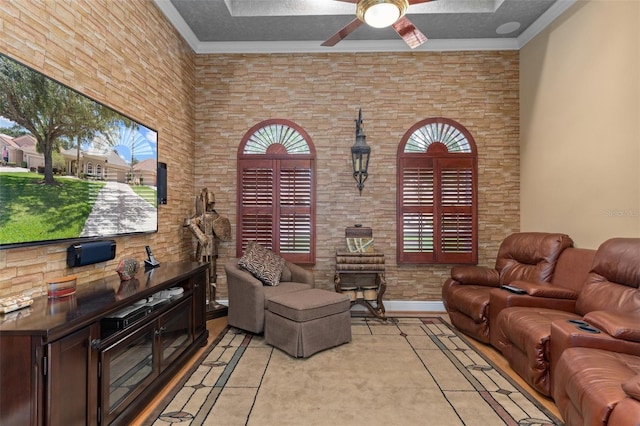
left=146, top=317, right=562, bottom=425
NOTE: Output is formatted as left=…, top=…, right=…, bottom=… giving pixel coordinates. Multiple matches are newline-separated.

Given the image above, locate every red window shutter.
left=436, top=157, right=476, bottom=263
left=238, top=159, right=275, bottom=252
left=237, top=158, right=315, bottom=263
left=397, top=140, right=477, bottom=265
left=398, top=157, right=436, bottom=263
left=278, top=159, right=314, bottom=263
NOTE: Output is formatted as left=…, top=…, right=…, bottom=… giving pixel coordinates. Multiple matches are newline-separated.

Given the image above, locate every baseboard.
left=382, top=300, right=446, bottom=313
left=216, top=299, right=445, bottom=314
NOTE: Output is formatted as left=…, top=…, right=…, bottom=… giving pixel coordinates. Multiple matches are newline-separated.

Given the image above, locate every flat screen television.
left=0, top=52, right=158, bottom=249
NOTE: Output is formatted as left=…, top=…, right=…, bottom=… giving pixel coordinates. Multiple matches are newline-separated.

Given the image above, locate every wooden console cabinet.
left=0, top=262, right=209, bottom=425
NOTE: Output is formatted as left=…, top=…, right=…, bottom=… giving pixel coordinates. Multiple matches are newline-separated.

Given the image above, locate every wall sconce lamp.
left=351, top=108, right=371, bottom=194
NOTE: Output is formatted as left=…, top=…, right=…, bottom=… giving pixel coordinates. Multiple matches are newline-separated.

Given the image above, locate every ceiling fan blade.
left=321, top=18, right=364, bottom=46
left=392, top=16, right=427, bottom=49
left=408, top=0, right=435, bottom=4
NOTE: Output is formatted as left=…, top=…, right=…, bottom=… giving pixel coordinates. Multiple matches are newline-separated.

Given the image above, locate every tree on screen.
left=0, top=55, right=122, bottom=185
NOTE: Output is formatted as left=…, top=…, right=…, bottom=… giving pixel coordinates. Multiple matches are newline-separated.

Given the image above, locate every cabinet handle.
left=90, top=339, right=101, bottom=349
left=155, top=326, right=167, bottom=336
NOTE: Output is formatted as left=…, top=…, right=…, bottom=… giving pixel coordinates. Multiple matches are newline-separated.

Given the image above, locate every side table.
left=334, top=251, right=386, bottom=319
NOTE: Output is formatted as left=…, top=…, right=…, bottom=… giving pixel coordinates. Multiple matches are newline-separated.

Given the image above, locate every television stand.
left=0, top=262, right=209, bottom=425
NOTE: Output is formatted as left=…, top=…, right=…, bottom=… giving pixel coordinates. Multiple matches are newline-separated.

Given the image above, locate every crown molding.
left=194, top=38, right=520, bottom=54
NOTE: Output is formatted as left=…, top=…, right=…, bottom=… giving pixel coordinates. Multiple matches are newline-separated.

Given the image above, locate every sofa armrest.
left=509, top=280, right=579, bottom=299
left=225, top=259, right=266, bottom=333
left=225, top=259, right=264, bottom=290
left=451, top=265, right=500, bottom=286
left=285, top=261, right=314, bottom=286
left=584, top=311, right=640, bottom=343
left=550, top=318, right=640, bottom=358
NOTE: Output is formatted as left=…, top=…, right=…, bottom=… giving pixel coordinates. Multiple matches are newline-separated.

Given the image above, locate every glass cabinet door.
left=100, top=321, right=156, bottom=424
left=159, top=298, right=193, bottom=368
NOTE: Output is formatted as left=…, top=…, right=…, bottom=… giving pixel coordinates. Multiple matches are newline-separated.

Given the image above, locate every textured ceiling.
left=154, top=0, right=577, bottom=53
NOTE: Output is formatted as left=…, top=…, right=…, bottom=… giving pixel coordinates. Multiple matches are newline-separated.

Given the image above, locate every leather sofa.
left=225, top=258, right=314, bottom=334
left=442, top=232, right=573, bottom=343
left=493, top=238, right=640, bottom=399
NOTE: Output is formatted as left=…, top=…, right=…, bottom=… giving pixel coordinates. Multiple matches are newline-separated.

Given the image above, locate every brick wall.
left=194, top=52, right=520, bottom=301
left=0, top=2, right=520, bottom=302
left=0, top=0, right=196, bottom=296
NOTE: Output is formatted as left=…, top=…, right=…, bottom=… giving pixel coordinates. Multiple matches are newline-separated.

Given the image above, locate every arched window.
left=237, top=119, right=316, bottom=264
left=96, top=164, right=102, bottom=177
left=397, top=118, right=478, bottom=264
left=86, top=162, right=93, bottom=175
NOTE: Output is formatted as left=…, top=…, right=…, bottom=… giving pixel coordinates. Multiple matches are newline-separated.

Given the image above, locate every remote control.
left=501, top=285, right=527, bottom=294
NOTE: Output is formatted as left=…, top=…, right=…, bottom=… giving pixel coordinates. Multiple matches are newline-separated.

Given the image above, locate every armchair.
left=225, top=259, right=314, bottom=334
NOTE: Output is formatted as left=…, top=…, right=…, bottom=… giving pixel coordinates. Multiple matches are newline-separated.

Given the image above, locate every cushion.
left=238, top=241, right=285, bottom=286
left=267, top=289, right=350, bottom=322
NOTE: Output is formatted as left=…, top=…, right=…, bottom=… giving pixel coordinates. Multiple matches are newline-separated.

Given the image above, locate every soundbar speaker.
left=67, top=240, right=116, bottom=268
left=157, top=162, right=167, bottom=205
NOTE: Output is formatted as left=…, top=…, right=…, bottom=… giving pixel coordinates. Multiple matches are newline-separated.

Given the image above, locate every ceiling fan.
left=321, top=0, right=434, bottom=49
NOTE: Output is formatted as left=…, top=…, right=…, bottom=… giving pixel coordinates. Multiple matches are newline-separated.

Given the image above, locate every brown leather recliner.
left=488, top=247, right=595, bottom=348
left=494, top=238, right=640, bottom=398
left=442, top=232, right=573, bottom=343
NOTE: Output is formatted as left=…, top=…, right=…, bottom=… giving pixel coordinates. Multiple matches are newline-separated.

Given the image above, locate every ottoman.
left=265, top=288, right=352, bottom=358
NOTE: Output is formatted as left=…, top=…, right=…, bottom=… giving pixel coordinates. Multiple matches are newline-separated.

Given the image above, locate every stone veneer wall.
left=0, top=3, right=520, bottom=301
left=0, top=1, right=195, bottom=296
left=194, top=52, right=520, bottom=301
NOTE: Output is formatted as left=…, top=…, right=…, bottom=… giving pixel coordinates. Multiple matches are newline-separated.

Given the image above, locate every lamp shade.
left=352, top=137, right=371, bottom=174
left=357, top=0, right=408, bottom=28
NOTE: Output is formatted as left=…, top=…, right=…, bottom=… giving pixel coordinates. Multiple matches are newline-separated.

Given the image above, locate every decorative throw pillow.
left=238, top=241, right=285, bottom=286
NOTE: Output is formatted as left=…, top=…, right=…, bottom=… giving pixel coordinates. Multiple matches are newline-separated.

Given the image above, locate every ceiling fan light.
left=357, top=0, right=408, bottom=29
left=364, top=3, right=400, bottom=28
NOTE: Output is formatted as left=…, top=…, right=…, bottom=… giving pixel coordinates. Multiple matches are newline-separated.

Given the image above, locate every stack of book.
left=335, top=251, right=385, bottom=272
